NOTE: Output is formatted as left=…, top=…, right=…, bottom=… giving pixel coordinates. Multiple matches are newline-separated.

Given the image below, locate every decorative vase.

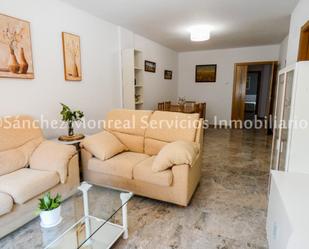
left=8, top=47, right=20, bottom=74
left=18, top=47, right=29, bottom=74
left=72, top=61, right=79, bottom=78
left=40, top=206, right=62, bottom=228
left=68, top=121, right=74, bottom=136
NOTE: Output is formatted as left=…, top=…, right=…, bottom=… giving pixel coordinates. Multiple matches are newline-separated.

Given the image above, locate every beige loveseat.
left=81, top=109, right=203, bottom=206
left=0, top=115, right=80, bottom=238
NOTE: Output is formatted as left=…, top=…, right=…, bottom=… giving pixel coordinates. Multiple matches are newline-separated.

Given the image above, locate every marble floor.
left=0, top=128, right=272, bottom=249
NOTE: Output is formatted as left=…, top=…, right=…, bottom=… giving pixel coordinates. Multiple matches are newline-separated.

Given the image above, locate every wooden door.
left=267, top=62, right=278, bottom=133
left=231, top=65, right=248, bottom=126
left=298, top=20, right=309, bottom=61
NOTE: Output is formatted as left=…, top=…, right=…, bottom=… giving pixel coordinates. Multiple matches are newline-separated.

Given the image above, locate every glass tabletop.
left=39, top=183, right=132, bottom=249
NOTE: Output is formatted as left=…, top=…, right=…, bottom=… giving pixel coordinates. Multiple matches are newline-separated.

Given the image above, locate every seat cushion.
left=88, top=152, right=149, bottom=179
left=0, top=192, right=13, bottom=216
left=133, top=156, right=173, bottom=187
left=0, top=168, right=60, bottom=204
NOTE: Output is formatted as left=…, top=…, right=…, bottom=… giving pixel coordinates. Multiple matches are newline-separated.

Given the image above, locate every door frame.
left=231, top=61, right=278, bottom=126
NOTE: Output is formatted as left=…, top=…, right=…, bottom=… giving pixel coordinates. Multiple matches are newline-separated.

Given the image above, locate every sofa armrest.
left=81, top=148, right=93, bottom=170
left=29, top=141, right=77, bottom=183
left=171, top=152, right=201, bottom=205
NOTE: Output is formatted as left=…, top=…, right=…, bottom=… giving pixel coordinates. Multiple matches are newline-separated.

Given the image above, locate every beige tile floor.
left=0, top=128, right=272, bottom=249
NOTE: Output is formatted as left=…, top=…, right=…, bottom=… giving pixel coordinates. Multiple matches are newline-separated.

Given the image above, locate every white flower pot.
left=40, top=206, right=62, bottom=228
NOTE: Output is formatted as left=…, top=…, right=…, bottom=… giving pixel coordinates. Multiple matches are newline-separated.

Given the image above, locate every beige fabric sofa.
left=81, top=109, right=203, bottom=206
left=0, top=115, right=80, bottom=238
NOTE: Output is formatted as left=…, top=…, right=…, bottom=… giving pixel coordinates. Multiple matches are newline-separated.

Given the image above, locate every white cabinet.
left=270, top=62, right=309, bottom=174
left=121, top=49, right=144, bottom=110
left=267, top=171, right=309, bottom=249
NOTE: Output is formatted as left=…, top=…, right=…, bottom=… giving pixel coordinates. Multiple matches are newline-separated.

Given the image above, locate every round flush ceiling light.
left=189, top=25, right=211, bottom=42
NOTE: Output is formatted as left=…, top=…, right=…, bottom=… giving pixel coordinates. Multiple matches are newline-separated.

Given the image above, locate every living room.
left=1, top=0, right=309, bottom=248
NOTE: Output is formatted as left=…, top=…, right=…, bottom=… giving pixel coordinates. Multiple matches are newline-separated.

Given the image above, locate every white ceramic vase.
left=40, top=206, right=62, bottom=228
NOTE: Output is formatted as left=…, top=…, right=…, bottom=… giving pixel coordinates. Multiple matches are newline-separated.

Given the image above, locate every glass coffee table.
left=41, top=182, right=133, bottom=249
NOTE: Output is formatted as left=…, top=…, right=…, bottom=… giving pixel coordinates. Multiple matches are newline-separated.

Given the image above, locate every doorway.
left=231, top=61, right=278, bottom=129
left=245, top=71, right=261, bottom=121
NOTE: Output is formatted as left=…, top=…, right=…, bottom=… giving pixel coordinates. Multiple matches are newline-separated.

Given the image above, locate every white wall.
left=119, top=28, right=178, bottom=110
left=134, top=35, right=178, bottom=110
left=0, top=1, right=178, bottom=138
left=0, top=0, right=122, bottom=138
left=286, top=0, right=309, bottom=65
left=279, top=36, right=289, bottom=69
left=178, top=45, right=280, bottom=123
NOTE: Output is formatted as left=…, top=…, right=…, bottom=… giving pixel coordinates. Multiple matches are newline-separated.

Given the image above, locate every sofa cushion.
left=30, top=141, right=76, bottom=183
left=105, top=109, right=153, bottom=152
left=144, top=111, right=199, bottom=155
left=105, top=109, right=153, bottom=136
left=0, top=137, right=43, bottom=176
left=0, top=168, right=60, bottom=204
left=133, top=156, right=173, bottom=187
left=0, top=115, right=43, bottom=152
left=111, top=131, right=144, bottom=153
left=88, top=152, right=149, bottom=179
left=0, top=192, right=13, bottom=216
left=81, top=130, right=127, bottom=160
left=144, top=138, right=168, bottom=156
left=152, top=141, right=199, bottom=172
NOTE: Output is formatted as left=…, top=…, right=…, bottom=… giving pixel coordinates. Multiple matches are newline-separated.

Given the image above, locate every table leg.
left=120, top=193, right=133, bottom=239
left=78, top=182, right=92, bottom=240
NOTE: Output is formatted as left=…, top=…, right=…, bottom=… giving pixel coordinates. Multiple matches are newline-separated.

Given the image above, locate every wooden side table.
left=50, top=136, right=87, bottom=180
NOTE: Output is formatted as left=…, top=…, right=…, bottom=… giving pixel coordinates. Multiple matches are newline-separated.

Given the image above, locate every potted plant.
left=60, top=103, right=84, bottom=137
left=37, top=192, right=62, bottom=228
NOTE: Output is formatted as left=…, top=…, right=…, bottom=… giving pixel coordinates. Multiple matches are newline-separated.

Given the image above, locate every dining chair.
left=199, top=102, right=206, bottom=119
left=183, top=102, right=195, bottom=113
left=164, top=101, right=171, bottom=111
left=158, top=102, right=164, bottom=111
left=170, top=104, right=183, bottom=112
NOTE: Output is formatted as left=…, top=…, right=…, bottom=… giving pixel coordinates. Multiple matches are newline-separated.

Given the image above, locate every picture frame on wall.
left=195, top=64, right=217, bottom=83
left=62, top=32, right=82, bottom=81
left=144, top=60, right=156, bottom=73
left=0, top=13, right=34, bottom=79
left=164, top=70, right=172, bottom=80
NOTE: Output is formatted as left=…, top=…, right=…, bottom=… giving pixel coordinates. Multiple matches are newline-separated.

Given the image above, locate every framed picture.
left=62, top=32, right=82, bottom=81
left=195, top=64, right=217, bottom=83
left=144, top=60, right=156, bottom=73
left=0, top=13, right=34, bottom=79
left=164, top=70, right=172, bottom=80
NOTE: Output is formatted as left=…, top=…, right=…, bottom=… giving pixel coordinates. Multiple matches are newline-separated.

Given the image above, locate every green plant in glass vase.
left=60, top=103, right=84, bottom=137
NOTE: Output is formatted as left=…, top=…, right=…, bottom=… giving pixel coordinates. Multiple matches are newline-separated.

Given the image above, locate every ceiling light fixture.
left=189, top=25, right=211, bottom=42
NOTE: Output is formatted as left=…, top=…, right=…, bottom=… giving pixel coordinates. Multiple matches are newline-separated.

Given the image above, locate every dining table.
left=157, top=101, right=206, bottom=119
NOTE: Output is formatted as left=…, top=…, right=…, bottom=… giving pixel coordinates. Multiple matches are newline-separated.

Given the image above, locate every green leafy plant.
left=60, top=103, right=84, bottom=136
left=37, top=192, right=62, bottom=213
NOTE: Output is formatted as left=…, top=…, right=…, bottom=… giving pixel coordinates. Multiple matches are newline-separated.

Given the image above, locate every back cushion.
left=144, top=111, right=199, bottom=155
left=0, top=115, right=43, bottom=152
left=105, top=109, right=153, bottom=153
left=0, top=137, right=43, bottom=176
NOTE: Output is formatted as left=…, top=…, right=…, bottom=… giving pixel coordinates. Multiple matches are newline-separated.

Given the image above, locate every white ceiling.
left=61, top=0, right=299, bottom=52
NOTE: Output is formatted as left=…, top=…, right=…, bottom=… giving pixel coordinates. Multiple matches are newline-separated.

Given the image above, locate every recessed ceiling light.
left=189, top=25, right=211, bottom=42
